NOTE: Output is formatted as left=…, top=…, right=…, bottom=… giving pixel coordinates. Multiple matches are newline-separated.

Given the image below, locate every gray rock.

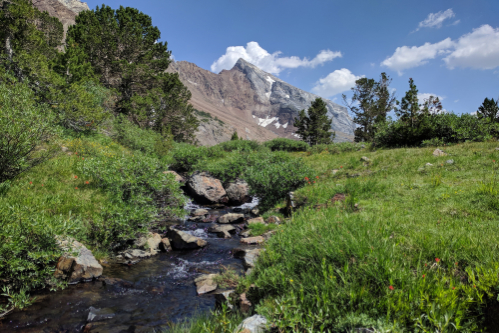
left=225, top=179, right=252, bottom=205
left=266, top=216, right=281, bottom=224
left=209, top=224, right=236, bottom=238
left=87, top=306, right=115, bottom=322
left=425, top=163, right=433, bottom=166
left=163, top=170, right=185, bottom=182
left=433, top=148, right=447, bottom=156
left=234, top=248, right=262, bottom=269
left=240, top=236, right=264, bottom=245
left=496, top=148, right=499, bottom=151
left=250, top=208, right=260, bottom=216
left=234, top=314, right=268, bottom=333
left=361, top=144, right=366, bottom=149
left=360, top=156, right=371, bottom=162
left=159, top=238, right=172, bottom=252
left=215, top=290, right=235, bottom=310
left=194, top=274, right=218, bottom=295
left=167, top=228, right=208, bottom=250
left=61, top=146, right=69, bottom=152
left=446, top=159, right=454, bottom=164
left=247, top=217, right=265, bottom=225
left=240, top=230, right=251, bottom=238
left=55, top=237, right=103, bottom=284
left=186, top=172, right=228, bottom=204
left=219, top=213, right=245, bottom=224
left=332, top=169, right=339, bottom=174
left=124, top=249, right=152, bottom=258
left=134, top=232, right=162, bottom=254
left=193, top=208, right=209, bottom=216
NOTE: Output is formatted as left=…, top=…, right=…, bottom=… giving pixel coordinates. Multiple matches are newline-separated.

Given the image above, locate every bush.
left=374, top=113, right=499, bottom=147
left=264, top=138, right=309, bottom=152
left=169, top=143, right=208, bottom=173
left=202, top=153, right=248, bottom=183
left=217, top=139, right=261, bottom=152
left=308, top=142, right=362, bottom=154
left=0, top=79, right=57, bottom=183
left=113, top=115, right=172, bottom=157
left=76, top=151, right=185, bottom=248
left=244, top=152, right=312, bottom=211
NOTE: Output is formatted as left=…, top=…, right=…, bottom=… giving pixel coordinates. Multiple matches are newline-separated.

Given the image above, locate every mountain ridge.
left=169, top=58, right=355, bottom=143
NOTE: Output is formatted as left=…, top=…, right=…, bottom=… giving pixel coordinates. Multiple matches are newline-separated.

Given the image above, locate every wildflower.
left=41, top=184, right=44, bottom=187
left=290, top=279, right=293, bottom=283
left=422, top=275, right=425, bottom=278
left=82, top=157, right=84, bottom=160
left=424, top=263, right=427, bottom=267
left=435, top=258, right=440, bottom=263
left=74, top=175, right=78, bottom=179
left=452, top=287, right=455, bottom=290
left=313, top=181, right=316, bottom=183
left=473, top=284, right=476, bottom=288
left=308, top=182, right=311, bottom=184
left=389, top=285, right=394, bottom=290
left=455, top=262, right=458, bottom=266
left=29, top=181, right=32, bottom=184
left=85, top=181, right=89, bottom=184
left=75, top=187, right=78, bottom=189
left=340, top=166, right=343, bottom=168
left=305, top=177, right=309, bottom=181
left=316, top=176, right=319, bottom=179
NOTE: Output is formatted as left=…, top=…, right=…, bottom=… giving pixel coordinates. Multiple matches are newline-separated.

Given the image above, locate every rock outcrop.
left=225, top=179, right=251, bottom=205
left=55, top=237, right=103, bottom=283
left=168, top=58, right=355, bottom=144
left=186, top=172, right=228, bottom=204
left=167, top=228, right=208, bottom=250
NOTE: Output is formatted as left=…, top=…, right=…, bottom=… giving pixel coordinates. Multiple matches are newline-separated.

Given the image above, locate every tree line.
left=0, top=0, right=198, bottom=182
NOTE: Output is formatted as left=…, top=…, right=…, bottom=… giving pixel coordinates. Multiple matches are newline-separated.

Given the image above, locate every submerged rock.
left=234, top=314, right=268, bottom=333
left=225, top=179, right=252, bottom=205
left=218, top=213, right=245, bottom=224
left=87, top=306, right=115, bottom=322
left=194, top=274, right=219, bottom=294
left=167, top=228, right=208, bottom=250
left=186, top=171, right=228, bottom=204
left=55, top=237, right=103, bottom=284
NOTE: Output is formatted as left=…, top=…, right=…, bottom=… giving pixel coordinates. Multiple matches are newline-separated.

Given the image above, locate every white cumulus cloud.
left=312, top=68, right=364, bottom=98
left=210, top=41, right=342, bottom=75
left=381, top=38, right=454, bottom=75
left=415, top=9, right=455, bottom=31
left=418, top=93, right=445, bottom=102
left=443, top=25, right=499, bottom=70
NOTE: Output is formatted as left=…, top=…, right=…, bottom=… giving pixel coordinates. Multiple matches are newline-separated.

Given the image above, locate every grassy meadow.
left=170, top=141, right=499, bottom=332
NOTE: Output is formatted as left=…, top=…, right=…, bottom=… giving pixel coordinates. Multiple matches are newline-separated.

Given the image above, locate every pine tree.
left=477, top=97, right=499, bottom=122
left=66, top=5, right=198, bottom=142
left=342, top=73, right=396, bottom=142
left=231, top=131, right=239, bottom=140
left=294, top=98, right=334, bottom=145
left=397, top=78, right=420, bottom=127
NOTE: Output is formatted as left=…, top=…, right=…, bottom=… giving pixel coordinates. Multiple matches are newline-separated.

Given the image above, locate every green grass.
left=190, top=142, right=499, bottom=332
left=247, top=222, right=277, bottom=236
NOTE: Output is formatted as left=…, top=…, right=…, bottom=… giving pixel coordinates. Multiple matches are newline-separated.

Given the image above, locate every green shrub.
left=113, top=115, right=172, bottom=157
left=308, top=142, right=361, bottom=154
left=374, top=113, right=499, bottom=147
left=169, top=143, right=208, bottom=173
left=264, top=138, right=309, bottom=152
left=217, top=139, right=261, bottom=152
left=0, top=79, right=57, bottom=183
left=76, top=151, right=185, bottom=248
left=244, top=152, right=312, bottom=211
left=202, top=153, right=248, bottom=183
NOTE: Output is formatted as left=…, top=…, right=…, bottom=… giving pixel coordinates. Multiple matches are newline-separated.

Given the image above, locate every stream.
left=1, top=198, right=259, bottom=333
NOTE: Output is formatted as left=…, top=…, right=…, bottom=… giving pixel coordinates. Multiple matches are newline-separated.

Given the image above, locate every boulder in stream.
left=234, top=248, right=262, bottom=269
left=218, top=213, right=245, bottom=224
left=194, top=274, right=219, bottom=294
left=55, top=237, right=103, bottom=284
left=134, top=232, right=162, bottom=255
left=225, top=179, right=252, bottom=205
left=167, top=228, right=208, bottom=250
left=209, top=224, right=236, bottom=238
left=159, top=238, right=172, bottom=251
left=186, top=171, right=228, bottom=204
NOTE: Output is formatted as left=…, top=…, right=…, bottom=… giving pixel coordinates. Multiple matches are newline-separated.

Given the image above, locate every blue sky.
left=85, top=0, right=499, bottom=115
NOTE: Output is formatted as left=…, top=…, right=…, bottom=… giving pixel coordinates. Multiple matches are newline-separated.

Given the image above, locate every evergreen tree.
left=294, top=98, right=334, bottom=145
left=343, top=72, right=396, bottom=142
left=231, top=131, right=239, bottom=140
left=477, top=97, right=499, bottom=122
left=65, top=5, right=198, bottom=142
left=396, top=78, right=420, bottom=127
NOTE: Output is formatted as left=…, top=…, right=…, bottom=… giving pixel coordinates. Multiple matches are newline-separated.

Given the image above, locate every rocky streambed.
left=2, top=188, right=272, bottom=332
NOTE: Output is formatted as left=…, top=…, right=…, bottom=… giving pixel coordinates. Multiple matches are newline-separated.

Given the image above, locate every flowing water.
left=1, top=198, right=259, bottom=333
